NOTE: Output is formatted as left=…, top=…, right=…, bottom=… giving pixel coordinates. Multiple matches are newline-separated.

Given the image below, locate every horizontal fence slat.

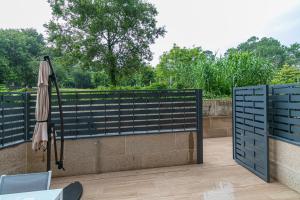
left=2, top=115, right=25, bottom=122
left=28, top=113, right=196, bottom=125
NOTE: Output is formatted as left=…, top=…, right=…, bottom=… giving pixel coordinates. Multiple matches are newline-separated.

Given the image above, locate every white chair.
left=0, top=171, right=52, bottom=195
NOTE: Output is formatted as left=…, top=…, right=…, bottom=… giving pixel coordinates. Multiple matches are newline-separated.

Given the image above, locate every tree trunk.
left=109, top=64, right=117, bottom=86
left=107, top=36, right=117, bottom=86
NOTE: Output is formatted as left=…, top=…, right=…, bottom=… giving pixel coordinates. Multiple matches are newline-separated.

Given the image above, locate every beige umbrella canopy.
left=32, top=61, right=50, bottom=151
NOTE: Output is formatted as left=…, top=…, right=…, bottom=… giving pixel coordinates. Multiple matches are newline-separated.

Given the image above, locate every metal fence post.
left=24, top=92, right=30, bottom=141
left=158, top=90, right=161, bottom=134
left=75, top=92, right=78, bottom=138
left=264, top=84, right=270, bottom=182
left=132, top=90, right=135, bottom=134
left=118, top=92, right=121, bottom=135
left=232, top=87, right=235, bottom=160
left=89, top=91, right=92, bottom=134
left=196, top=89, right=203, bottom=164
left=1, top=93, right=4, bottom=147
left=104, top=92, right=107, bottom=135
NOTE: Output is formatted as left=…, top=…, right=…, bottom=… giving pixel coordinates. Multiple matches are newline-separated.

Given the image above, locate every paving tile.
left=52, top=137, right=300, bottom=200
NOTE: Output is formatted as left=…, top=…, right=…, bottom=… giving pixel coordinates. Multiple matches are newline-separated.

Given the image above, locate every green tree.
left=271, top=64, right=300, bottom=84
left=92, top=70, right=110, bottom=87
left=52, top=62, right=69, bottom=87
left=224, top=51, right=274, bottom=93
left=70, top=67, right=94, bottom=88
left=156, top=45, right=210, bottom=89
left=156, top=45, right=274, bottom=96
left=195, top=51, right=274, bottom=96
left=0, top=29, right=45, bottom=87
left=286, top=43, right=300, bottom=66
left=227, top=36, right=286, bottom=68
left=0, top=57, right=11, bottom=85
left=120, top=65, right=155, bottom=87
left=46, top=0, right=165, bottom=86
left=139, top=65, right=155, bottom=86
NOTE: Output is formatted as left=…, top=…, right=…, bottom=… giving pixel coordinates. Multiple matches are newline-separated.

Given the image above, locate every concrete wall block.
left=204, top=128, right=228, bottom=138
left=175, top=132, right=195, bottom=150
left=270, top=139, right=300, bottom=174
left=27, top=142, right=62, bottom=174
left=210, top=116, right=232, bottom=129
left=270, top=161, right=300, bottom=193
left=203, top=100, right=215, bottom=116
left=203, top=100, right=232, bottom=116
left=175, top=132, right=197, bottom=164
left=269, top=138, right=300, bottom=193
left=215, top=100, right=232, bottom=116
left=203, top=117, right=210, bottom=130
left=27, top=140, right=98, bottom=176
left=125, top=133, right=176, bottom=155
left=97, top=136, right=126, bottom=157
left=0, top=144, right=27, bottom=175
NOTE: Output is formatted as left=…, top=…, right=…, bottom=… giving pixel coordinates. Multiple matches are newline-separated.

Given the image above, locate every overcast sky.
left=0, top=0, right=300, bottom=65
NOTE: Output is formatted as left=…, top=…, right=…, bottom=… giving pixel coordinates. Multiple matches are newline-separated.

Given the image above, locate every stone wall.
left=1, top=133, right=197, bottom=177
left=270, top=138, right=300, bottom=193
left=0, top=100, right=233, bottom=177
left=0, top=143, right=27, bottom=175
left=26, top=132, right=197, bottom=177
left=203, top=100, right=232, bottom=138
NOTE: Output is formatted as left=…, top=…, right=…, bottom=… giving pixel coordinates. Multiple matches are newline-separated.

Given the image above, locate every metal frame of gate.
left=233, top=85, right=270, bottom=182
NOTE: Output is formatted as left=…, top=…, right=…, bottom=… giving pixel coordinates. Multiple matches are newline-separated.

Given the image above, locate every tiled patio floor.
left=52, top=137, right=300, bottom=200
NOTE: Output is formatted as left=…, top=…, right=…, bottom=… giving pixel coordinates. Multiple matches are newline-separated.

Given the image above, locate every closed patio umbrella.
left=30, top=57, right=82, bottom=198
left=32, top=61, right=50, bottom=151
left=31, top=56, right=65, bottom=171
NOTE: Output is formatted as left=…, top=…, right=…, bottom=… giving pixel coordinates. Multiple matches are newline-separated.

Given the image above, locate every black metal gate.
left=233, top=85, right=269, bottom=182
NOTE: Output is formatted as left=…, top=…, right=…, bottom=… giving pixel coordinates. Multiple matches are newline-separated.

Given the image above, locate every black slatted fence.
left=1, top=89, right=202, bottom=149
left=269, top=84, right=300, bottom=143
left=0, top=93, right=28, bottom=147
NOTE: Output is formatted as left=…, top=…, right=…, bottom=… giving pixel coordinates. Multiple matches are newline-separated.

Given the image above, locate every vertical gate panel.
left=196, top=89, right=203, bottom=164
left=233, top=85, right=269, bottom=182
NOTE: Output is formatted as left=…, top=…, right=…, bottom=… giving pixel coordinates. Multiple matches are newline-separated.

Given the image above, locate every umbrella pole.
left=44, top=56, right=65, bottom=171
left=47, top=73, right=52, bottom=171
